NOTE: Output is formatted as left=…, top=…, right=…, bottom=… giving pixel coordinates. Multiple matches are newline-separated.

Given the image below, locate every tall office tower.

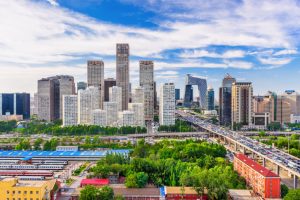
left=183, top=74, right=207, bottom=109
left=159, top=83, right=175, bottom=126
left=104, top=78, right=116, bottom=102
left=175, top=89, right=180, bottom=101
left=219, top=74, right=236, bottom=126
left=91, top=109, right=107, bottom=126
left=78, top=87, right=100, bottom=124
left=116, top=43, right=129, bottom=110
left=207, top=87, right=215, bottom=110
left=37, top=75, right=75, bottom=121
left=132, top=86, right=144, bottom=104
left=109, top=86, right=122, bottom=111
left=139, top=61, right=154, bottom=121
left=103, top=102, right=118, bottom=126
left=283, top=90, right=300, bottom=115
left=87, top=60, right=104, bottom=108
left=77, top=82, right=87, bottom=92
left=119, top=110, right=135, bottom=126
left=0, top=93, right=30, bottom=119
left=183, top=85, right=193, bottom=107
left=129, top=103, right=144, bottom=127
left=32, top=93, right=38, bottom=116
left=154, top=81, right=157, bottom=111
left=62, top=95, right=78, bottom=127
left=231, top=82, right=253, bottom=127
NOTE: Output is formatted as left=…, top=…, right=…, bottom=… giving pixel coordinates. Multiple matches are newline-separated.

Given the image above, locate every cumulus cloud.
left=179, top=50, right=245, bottom=59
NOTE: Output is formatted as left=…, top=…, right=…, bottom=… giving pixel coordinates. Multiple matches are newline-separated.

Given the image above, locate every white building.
left=78, top=87, right=100, bottom=124
left=119, top=110, right=135, bottom=126
left=129, top=103, right=144, bottom=127
left=159, top=83, right=175, bottom=126
left=92, top=109, right=107, bottom=126
left=132, top=86, right=144, bottom=104
left=103, top=102, right=118, bottom=126
left=62, top=95, right=78, bottom=127
left=109, top=86, right=122, bottom=111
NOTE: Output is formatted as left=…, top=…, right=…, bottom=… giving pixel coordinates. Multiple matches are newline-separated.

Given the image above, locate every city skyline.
left=0, top=0, right=300, bottom=96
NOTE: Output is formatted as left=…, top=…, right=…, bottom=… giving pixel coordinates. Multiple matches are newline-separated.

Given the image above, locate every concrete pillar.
left=251, top=152, right=254, bottom=159
left=262, top=158, right=266, bottom=167
left=234, top=143, right=238, bottom=152
left=275, top=165, right=280, bottom=176
left=294, top=175, right=298, bottom=189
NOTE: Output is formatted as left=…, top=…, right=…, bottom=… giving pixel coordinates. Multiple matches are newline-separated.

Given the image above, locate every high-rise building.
left=37, top=75, right=75, bottom=121
left=103, top=102, right=118, bottom=126
left=0, top=93, right=30, bottom=119
left=77, top=82, right=87, bottom=92
left=175, top=89, right=180, bottom=101
left=219, top=74, right=236, bottom=126
left=206, top=87, right=215, bottom=110
left=159, top=83, right=175, bottom=126
left=154, top=81, right=157, bottom=111
left=183, top=85, right=193, bottom=107
left=231, top=82, right=253, bottom=127
left=104, top=78, right=116, bottom=102
left=91, top=109, right=107, bottom=126
left=129, top=103, right=144, bottom=127
left=283, top=90, right=300, bottom=115
left=62, top=95, right=78, bottom=127
left=116, top=43, right=129, bottom=110
left=78, top=87, right=100, bottom=124
left=119, top=110, right=135, bottom=126
left=132, top=87, right=144, bottom=104
left=139, top=61, right=154, bottom=121
left=87, top=60, right=104, bottom=108
left=183, top=74, right=207, bottom=109
left=109, top=86, right=122, bottom=111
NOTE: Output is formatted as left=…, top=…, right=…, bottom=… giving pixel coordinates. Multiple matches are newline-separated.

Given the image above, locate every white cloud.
left=179, top=50, right=245, bottom=59
left=258, top=57, right=292, bottom=65
left=46, top=0, right=59, bottom=6
left=273, top=49, right=298, bottom=56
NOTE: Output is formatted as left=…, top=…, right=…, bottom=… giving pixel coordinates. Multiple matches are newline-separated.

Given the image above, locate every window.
left=18, top=191, right=21, bottom=194
left=12, top=191, right=15, bottom=194
left=24, top=191, right=27, bottom=194
left=30, top=191, right=33, bottom=194
left=7, top=191, right=9, bottom=194
left=36, top=191, right=39, bottom=194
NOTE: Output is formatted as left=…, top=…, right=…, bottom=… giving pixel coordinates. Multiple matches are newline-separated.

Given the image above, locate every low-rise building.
left=164, top=186, right=208, bottom=200
left=80, top=179, right=109, bottom=187
left=56, top=146, right=78, bottom=151
left=0, top=177, right=58, bottom=200
left=233, top=154, right=281, bottom=199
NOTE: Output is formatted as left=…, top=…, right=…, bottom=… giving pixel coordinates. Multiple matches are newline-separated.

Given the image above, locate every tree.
left=258, top=131, right=266, bottom=137
left=98, top=186, right=114, bottom=200
left=125, top=172, right=148, bottom=188
left=33, top=138, right=43, bottom=150
left=284, top=189, right=300, bottom=200
left=114, top=195, right=125, bottom=200
left=281, top=184, right=289, bottom=198
left=79, top=185, right=98, bottom=200
left=15, top=139, right=31, bottom=150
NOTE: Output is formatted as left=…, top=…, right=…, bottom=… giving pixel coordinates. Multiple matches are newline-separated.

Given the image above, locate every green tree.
left=258, top=131, right=266, bottom=137
left=79, top=185, right=98, bottom=200
left=281, top=184, right=289, bottom=198
left=284, top=189, right=300, bottom=200
left=33, top=138, right=43, bottom=150
left=98, top=186, right=114, bottom=200
left=114, top=195, right=125, bottom=200
left=15, top=139, right=31, bottom=150
left=125, top=172, right=148, bottom=188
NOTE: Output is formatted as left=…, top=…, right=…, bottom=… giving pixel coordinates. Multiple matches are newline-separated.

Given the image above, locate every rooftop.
left=80, top=179, right=109, bottom=186
left=235, top=154, right=279, bottom=177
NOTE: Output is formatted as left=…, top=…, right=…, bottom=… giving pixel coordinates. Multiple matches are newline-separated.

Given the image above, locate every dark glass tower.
left=207, top=88, right=215, bottom=110
left=183, top=85, right=193, bottom=107
left=175, top=89, right=180, bottom=101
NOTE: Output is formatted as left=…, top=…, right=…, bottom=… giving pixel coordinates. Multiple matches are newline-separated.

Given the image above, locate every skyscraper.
left=0, top=93, right=30, bottom=119
left=132, top=87, right=144, bottom=104
left=207, top=87, right=215, bottom=110
left=231, top=82, right=253, bottom=127
left=219, top=74, right=236, bottom=126
left=159, top=83, right=175, bottom=126
left=37, top=75, right=75, bottom=121
left=175, top=89, right=180, bottom=101
left=139, top=61, right=154, bottom=121
left=183, top=74, right=207, bottom=108
left=129, top=103, right=144, bottom=127
left=119, top=110, right=135, bottom=126
left=183, top=85, right=193, bottom=107
left=87, top=60, right=104, bottom=108
left=104, top=78, right=116, bottom=102
left=116, top=43, right=129, bottom=110
left=78, top=87, right=100, bottom=124
left=109, top=86, right=122, bottom=111
left=62, top=95, right=77, bottom=127
left=103, top=102, right=118, bottom=126
left=77, top=82, right=87, bottom=92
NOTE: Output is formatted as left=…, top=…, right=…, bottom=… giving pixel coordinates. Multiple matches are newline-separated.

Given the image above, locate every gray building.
left=77, top=82, right=87, bottom=92
left=140, top=61, right=154, bottom=121
left=219, top=74, right=236, bottom=126
left=104, top=78, right=116, bottom=102
left=116, top=43, right=130, bottom=110
left=87, top=60, right=104, bottom=108
left=183, top=74, right=207, bottom=109
left=37, top=75, right=75, bottom=121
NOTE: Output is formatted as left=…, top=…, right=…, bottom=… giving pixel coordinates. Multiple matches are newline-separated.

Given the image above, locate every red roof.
left=235, top=154, right=279, bottom=177
left=80, top=179, right=109, bottom=186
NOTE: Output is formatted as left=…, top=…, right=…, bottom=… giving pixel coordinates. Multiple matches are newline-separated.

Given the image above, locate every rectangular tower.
left=116, top=44, right=129, bottom=110
left=159, top=83, right=175, bottom=126
left=62, top=95, right=78, bottom=127
left=104, top=78, right=116, bottom=102
left=87, top=60, right=104, bottom=108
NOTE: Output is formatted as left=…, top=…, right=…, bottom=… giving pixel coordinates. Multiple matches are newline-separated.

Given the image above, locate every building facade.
left=62, top=95, right=78, bottom=127
left=109, top=86, right=122, bottom=111
left=231, top=82, right=253, bottom=127
left=0, top=93, right=30, bottom=119
left=87, top=60, right=104, bottom=108
left=175, top=89, right=180, bottom=101
left=116, top=43, right=130, bottom=110
left=234, top=154, right=280, bottom=199
left=132, top=86, right=144, bottom=104
left=139, top=61, right=154, bottom=121
left=104, top=78, right=116, bottom=102
left=219, top=74, right=236, bottom=126
left=129, top=103, right=144, bottom=127
left=77, top=82, right=87, bottom=92
left=159, top=83, right=175, bottom=126
left=103, top=102, right=118, bottom=126
left=206, top=87, right=215, bottom=110
left=78, top=87, right=100, bottom=124
left=91, top=109, right=107, bottom=126
left=119, top=111, right=135, bottom=126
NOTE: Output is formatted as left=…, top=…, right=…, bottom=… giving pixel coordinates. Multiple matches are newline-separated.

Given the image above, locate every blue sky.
left=0, top=0, right=300, bottom=98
